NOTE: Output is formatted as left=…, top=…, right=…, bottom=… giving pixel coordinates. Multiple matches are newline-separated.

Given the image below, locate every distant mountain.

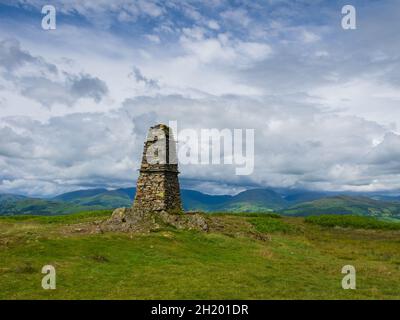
left=0, top=188, right=128, bottom=216
left=370, top=195, right=400, bottom=203
left=180, top=189, right=231, bottom=211
left=281, top=195, right=400, bottom=219
left=53, top=188, right=133, bottom=208
left=53, top=188, right=109, bottom=202
left=1, top=188, right=400, bottom=218
left=181, top=188, right=287, bottom=212
left=0, top=197, right=95, bottom=216
left=0, top=187, right=287, bottom=215
left=213, top=188, right=286, bottom=212
left=0, top=194, right=27, bottom=202
left=282, top=191, right=329, bottom=205
left=52, top=188, right=231, bottom=211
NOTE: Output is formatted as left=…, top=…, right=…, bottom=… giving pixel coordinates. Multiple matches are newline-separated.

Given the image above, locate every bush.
left=249, top=217, right=294, bottom=233
left=305, top=215, right=400, bottom=230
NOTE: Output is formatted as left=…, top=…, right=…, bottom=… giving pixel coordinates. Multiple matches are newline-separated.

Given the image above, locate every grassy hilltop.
left=0, top=211, right=399, bottom=299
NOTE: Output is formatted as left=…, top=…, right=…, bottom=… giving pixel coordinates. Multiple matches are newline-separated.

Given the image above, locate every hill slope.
left=213, top=188, right=287, bottom=212
left=0, top=211, right=399, bottom=299
left=1, top=188, right=400, bottom=219
left=281, top=195, right=400, bottom=219
left=0, top=188, right=288, bottom=215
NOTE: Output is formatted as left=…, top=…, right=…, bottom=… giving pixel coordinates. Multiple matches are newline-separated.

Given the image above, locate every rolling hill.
left=281, top=195, right=400, bottom=219
left=180, top=189, right=231, bottom=211
left=0, top=188, right=400, bottom=219
left=211, top=188, right=286, bottom=212
left=0, top=188, right=288, bottom=215
left=54, top=188, right=134, bottom=208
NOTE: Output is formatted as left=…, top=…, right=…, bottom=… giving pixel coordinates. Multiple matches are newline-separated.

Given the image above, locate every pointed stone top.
left=146, top=124, right=172, bottom=142
left=151, top=123, right=169, bottom=131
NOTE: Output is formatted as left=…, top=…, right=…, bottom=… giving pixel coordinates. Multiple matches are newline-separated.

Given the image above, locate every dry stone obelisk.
left=133, top=124, right=183, bottom=214
left=103, top=123, right=208, bottom=233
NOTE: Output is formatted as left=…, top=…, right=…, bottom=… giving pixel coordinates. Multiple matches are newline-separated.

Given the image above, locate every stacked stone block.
left=133, top=124, right=183, bottom=213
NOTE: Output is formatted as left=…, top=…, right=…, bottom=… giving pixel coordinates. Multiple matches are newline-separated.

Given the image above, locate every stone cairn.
left=103, top=124, right=208, bottom=233
left=133, top=124, right=182, bottom=214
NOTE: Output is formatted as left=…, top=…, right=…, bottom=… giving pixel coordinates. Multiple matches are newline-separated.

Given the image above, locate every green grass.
left=305, top=215, right=400, bottom=230
left=0, top=210, right=112, bottom=224
left=249, top=216, right=297, bottom=234
left=0, top=212, right=399, bottom=299
left=209, top=212, right=282, bottom=218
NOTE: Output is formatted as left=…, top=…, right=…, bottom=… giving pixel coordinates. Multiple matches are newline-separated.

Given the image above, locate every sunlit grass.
left=0, top=212, right=399, bottom=299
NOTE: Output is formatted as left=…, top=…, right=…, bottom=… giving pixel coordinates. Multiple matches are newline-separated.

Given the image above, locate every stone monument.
left=133, top=124, right=182, bottom=214
left=103, top=123, right=208, bottom=233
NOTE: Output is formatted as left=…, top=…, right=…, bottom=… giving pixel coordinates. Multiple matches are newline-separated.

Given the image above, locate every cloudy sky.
left=0, top=0, right=400, bottom=197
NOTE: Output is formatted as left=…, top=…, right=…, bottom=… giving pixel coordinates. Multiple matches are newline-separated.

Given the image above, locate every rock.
left=101, top=207, right=209, bottom=233
left=159, top=211, right=209, bottom=231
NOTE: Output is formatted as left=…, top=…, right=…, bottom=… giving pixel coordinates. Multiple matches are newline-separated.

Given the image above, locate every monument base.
left=101, top=208, right=209, bottom=233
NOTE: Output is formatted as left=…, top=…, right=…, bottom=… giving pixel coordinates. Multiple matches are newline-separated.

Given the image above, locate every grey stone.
left=102, top=207, right=209, bottom=233
left=133, top=124, right=182, bottom=213
left=102, top=124, right=209, bottom=233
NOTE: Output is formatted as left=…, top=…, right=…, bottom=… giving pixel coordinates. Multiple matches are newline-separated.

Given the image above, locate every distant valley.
left=1, top=187, right=400, bottom=220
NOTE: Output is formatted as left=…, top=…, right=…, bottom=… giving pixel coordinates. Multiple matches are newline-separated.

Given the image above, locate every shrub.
left=249, top=217, right=294, bottom=233
left=305, top=215, right=400, bottom=230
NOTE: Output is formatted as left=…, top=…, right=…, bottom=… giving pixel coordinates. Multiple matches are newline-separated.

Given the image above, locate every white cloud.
left=207, top=20, right=220, bottom=30
left=0, top=112, right=139, bottom=196
left=145, top=34, right=161, bottom=43
left=220, top=8, right=251, bottom=27
left=179, top=29, right=272, bottom=67
left=301, top=30, right=320, bottom=43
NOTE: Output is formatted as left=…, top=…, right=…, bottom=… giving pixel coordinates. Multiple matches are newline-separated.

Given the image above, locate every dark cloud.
left=130, top=67, right=160, bottom=89
left=0, top=39, right=108, bottom=107
left=366, top=133, right=400, bottom=169
left=69, top=74, right=109, bottom=102
left=0, top=38, right=57, bottom=73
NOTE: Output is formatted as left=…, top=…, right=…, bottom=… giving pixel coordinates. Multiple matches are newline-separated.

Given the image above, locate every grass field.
left=0, top=211, right=399, bottom=299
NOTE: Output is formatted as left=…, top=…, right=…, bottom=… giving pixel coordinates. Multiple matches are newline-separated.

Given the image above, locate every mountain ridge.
left=0, top=187, right=400, bottom=219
